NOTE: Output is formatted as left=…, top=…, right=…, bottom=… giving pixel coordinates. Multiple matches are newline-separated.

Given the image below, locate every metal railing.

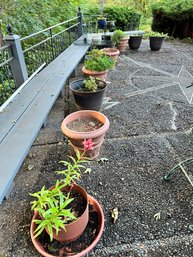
left=0, top=44, right=16, bottom=106
left=21, top=16, right=80, bottom=76
left=0, top=7, right=84, bottom=106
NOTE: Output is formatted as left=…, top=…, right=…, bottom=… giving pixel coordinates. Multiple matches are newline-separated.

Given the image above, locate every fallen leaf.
left=98, top=157, right=109, bottom=163
left=27, top=164, right=34, bottom=171
left=139, top=243, right=145, bottom=249
left=111, top=207, right=118, bottom=224
left=154, top=212, right=161, bottom=221
left=84, top=168, right=92, bottom=174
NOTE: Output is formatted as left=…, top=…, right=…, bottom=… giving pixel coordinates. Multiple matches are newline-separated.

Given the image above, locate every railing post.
left=77, top=7, right=83, bottom=38
left=4, top=25, right=28, bottom=88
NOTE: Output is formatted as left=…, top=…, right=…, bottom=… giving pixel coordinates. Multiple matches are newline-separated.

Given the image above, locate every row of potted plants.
left=92, top=30, right=168, bottom=52
left=129, top=31, right=168, bottom=51
left=29, top=45, right=120, bottom=256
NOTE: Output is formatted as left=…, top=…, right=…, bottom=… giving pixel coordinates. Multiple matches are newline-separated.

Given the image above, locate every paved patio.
left=0, top=39, right=193, bottom=257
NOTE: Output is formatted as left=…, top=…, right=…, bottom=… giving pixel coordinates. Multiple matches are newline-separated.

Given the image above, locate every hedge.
left=151, top=0, right=193, bottom=38
left=85, top=6, right=141, bottom=31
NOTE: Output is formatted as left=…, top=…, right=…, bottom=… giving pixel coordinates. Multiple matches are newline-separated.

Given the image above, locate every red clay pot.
left=82, top=66, right=107, bottom=81
left=61, top=110, right=110, bottom=159
left=49, top=184, right=88, bottom=242
left=30, top=194, right=104, bottom=257
left=118, top=37, right=128, bottom=52
left=101, top=48, right=120, bottom=62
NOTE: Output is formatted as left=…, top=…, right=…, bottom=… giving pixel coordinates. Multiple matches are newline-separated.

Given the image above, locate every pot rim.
left=82, top=66, right=108, bottom=74
left=102, top=48, right=120, bottom=56
left=61, top=110, right=110, bottom=139
left=70, top=79, right=107, bottom=94
left=30, top=194, right=104, bottom=257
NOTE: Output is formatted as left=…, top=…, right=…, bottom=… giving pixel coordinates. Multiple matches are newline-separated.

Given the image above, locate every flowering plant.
left=57, top=138, right=94, bottom=184
left=30, top=139, right=93, bottom=241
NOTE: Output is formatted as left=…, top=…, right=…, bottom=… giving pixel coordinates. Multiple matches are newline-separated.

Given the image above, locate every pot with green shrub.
left=147, top=31, right=167, bottom=51
left=112, top=30, right=128, bottom=52
left=70, top=76, right=107, bottom=111
left=82, top=49, right=115, bottom=81
left=30, top=141, right=105, bottom=257
left=128, top=35, right=143, bottom=50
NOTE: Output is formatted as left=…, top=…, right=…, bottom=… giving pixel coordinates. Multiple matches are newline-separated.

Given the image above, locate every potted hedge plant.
left=61, top=110, right=110, bottom=159
left=30, top=141, right=105, bottom=257
left=128, top=34, right=143, bottom=50
left=112, top=29, right=128, bottom=52
left=147, top=31, right=168, bottom=51
left=82, top=49, right=115, bottom=81
left=70, top=76, right=107, bottom=111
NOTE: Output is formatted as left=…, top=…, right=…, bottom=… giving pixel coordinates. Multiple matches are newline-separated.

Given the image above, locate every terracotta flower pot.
left=118, top=37, right=128, bottom=52
left=49, top=184, right=88, bottom=242
left=101, top=48, right=120, bottom=62
left=61, top=110, right=110, bottom=159
left=30, top=194, right=104, bottom=257
left=82, top=66, right=108, bottom=81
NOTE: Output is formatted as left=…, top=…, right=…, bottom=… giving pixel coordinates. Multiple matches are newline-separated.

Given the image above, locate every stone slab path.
left=0, top=39, right=193, bottom=257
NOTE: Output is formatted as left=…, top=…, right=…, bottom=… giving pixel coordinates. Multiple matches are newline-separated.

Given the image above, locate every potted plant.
left=112, top=29, right=128, bottom=52
left=100, top=48, right=120, bottom=62
left=146, top=31, right=168, bottom=51
left=70, top=76, right=107, bottom=111
left=82, top=49, right=115, bottom=81
left=97, top=16, right=107, bottom=30
left=128, top=34, right=143, bottom=50
left=30, top=141, right=105, bottom=256
left=61, top=110, right=110, bottom=159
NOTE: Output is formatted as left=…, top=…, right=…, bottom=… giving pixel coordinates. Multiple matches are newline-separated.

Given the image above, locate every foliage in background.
left=0, top=0, right=88, bottom=37
left=151, top=0, right=193, bottom=38
left=0, top=79, right=15, bottom=106
left=84, top=6, right=141, bottom=31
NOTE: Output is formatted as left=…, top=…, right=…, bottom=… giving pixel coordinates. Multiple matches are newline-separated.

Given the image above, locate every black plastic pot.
left=129, top=35, right=143, bottom=50
left=149, top=36, right=165, bottom=51
left=70, top=79, right=107, bottom=111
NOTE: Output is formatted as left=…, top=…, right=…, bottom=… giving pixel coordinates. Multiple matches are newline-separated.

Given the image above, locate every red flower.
left=83, top=139, right=94, bottom=151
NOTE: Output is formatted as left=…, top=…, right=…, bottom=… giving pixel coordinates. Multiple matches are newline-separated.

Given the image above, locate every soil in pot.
left=67, top=190, right=87, bottom=220
left=67, top=117, right=103, bottom=132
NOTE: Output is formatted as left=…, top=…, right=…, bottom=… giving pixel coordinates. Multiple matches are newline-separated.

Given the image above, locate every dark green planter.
left=70, top=79, right=107, bottom=111
left=149, top=36, right=165, bottom=51
left=128, top=35, right=143, bottom=50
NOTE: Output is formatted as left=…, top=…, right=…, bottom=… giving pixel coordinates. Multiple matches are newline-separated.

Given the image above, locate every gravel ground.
left=0, top=39, right=193, bottom=257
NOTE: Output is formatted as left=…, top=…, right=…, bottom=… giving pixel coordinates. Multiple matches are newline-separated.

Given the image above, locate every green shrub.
left=84, top=5, right=141, bottom=31
left=111, top=29, right=125, bottom=47
left=0, top=80, right=16, bottom=106
left=151, top=0, right=193, bottom=38
left=103, top=6, right=141, bottom=31
left=84, top=49, right=115, bottom=72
